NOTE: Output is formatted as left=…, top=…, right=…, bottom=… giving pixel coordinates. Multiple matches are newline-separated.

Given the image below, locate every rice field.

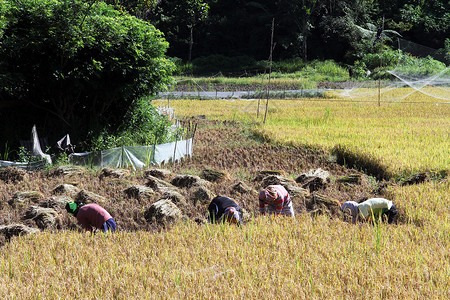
left=1, top=86, right=449, bottom=299
left=154, top=86, right=450, bottom=177
left=1, top=183, right=449, bottom=299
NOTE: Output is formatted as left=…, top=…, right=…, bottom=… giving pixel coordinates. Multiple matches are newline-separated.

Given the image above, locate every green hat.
left=65, top=202, right=78, bottom=215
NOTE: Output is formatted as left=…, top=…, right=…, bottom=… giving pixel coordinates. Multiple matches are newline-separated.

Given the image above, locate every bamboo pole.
left=263, top=18, right=275, bottom=124
left=378, top=16, right=385, bottom=107
left=257, top=72, right=265, bottom=118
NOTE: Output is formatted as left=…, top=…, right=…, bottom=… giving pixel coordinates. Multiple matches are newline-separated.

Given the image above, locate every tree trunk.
left=188, top=26, right=193, bottom=62
left=302, top=18, right=308, bottom=61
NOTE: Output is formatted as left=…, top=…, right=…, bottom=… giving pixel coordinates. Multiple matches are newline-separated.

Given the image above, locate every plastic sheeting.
left=30, top=125, right=52, bottom=164
left=56, top=134, right=74, bottom=153
left=0, top=138, right=193, bottom=171
left=69, top=138, right=193, bottom=170
left=0, top=125, right=51, bottom=170
left=0, top=159, right=48, bottom=170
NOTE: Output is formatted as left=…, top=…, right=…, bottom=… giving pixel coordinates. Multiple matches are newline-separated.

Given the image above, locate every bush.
left=170, top=57, right=193, bottom=76
left=358, top=47, right=447, bottom=79
left=352, top=61, right=369, bottom=78
left=0, top=0, right=174, bottom=144
left=360, top=47, right=401, bottom=71
left=120, top=98, right=173, bottom=146
left=394, top=54, right=447, bottom=76
left=310, top=60, right=348, bottom=77
left=87, top=99, right=174, bottom=151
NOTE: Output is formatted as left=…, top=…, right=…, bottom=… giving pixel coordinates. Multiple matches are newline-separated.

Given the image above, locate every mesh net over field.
left=336, top=38, right=450, bottom=103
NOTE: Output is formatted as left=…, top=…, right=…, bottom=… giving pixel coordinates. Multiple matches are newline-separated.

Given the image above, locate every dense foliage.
left=116, top=0, right=449, bottom=64
left=87, top=98, right=174, bottom=151
left=0, top=0, right=174, bottom=152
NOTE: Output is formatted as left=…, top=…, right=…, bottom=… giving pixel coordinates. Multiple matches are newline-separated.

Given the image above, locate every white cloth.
left=358, top=198, right=393, bottom=219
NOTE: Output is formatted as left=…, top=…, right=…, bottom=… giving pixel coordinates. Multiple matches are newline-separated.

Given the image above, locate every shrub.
left=393, top=54, right=447, bottom=76
left=357, top=46, right=447, bottom=79
left=310, top=60, right=348, bottom=77
left=352, top=60, right=369, bottom=78
left=87, top=99, right=174, bottom=151
left=360, top=47, right=401, bottom=71
left=170, top=57, right=193, bottom=76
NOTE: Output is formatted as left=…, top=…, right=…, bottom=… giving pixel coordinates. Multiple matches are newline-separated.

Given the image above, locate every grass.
left=270, top=59, right=350, bottom=82
left=260, top=100, right=449, bottom=177
left=173, top=75, right=318, bottom=90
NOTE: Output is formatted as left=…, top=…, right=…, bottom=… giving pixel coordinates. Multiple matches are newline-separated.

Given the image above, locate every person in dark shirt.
left=207, top=196, right=242, bottom=225
left=65, top=202, right=116, bottom=233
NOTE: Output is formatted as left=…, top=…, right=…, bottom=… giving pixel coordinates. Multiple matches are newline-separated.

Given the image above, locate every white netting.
left=387, top=38, right=449, bottom=101
left=336, top=38, right=450, bottom=103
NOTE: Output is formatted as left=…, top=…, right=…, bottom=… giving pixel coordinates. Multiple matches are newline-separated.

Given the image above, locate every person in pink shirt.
left=259, top=185, right=295, bottom=217
left=65, top=202, right=116, bottom=233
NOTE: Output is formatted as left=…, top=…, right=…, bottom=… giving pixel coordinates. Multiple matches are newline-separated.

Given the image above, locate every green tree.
left=104, top=0, right=159, bottom=20
left=0, top=0, right=174, bottom=146
left=312, top=0, right=377, bottom=62
left=0, top=0, right=10, bottom=87
left=196, top=0, right=276, bottom=60
left=0, top=0, right=9, bottom=34
left=149, top=0, right=209, bottom=61
left=278, top=0, right=320, bottom=61
left=376, top=0, right=449, bottom=48
left=354, top=21, right=401, bottom=50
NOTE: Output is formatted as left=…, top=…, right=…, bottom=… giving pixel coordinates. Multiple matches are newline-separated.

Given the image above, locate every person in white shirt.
left=341, top=198, right=398, bottom=224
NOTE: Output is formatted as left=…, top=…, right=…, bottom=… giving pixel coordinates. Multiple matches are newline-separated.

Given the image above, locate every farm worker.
left=341, top=198, right=398, bottom=224
left=65, top=202, right=116, bottom=233
left=340, top=201, right=359, bottom=224
left=207, top=196, right=242, bottom=225
left=259, top=185, right=294, bottom=217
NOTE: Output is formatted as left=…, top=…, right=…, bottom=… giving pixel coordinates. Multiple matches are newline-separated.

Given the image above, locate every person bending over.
left=259, top=185, right=294, bottom=217
left=65, top=202, right=116, bottom=233
left=207, top=196, right=242, bottom=225
left=341, top=198, right=398, bottom=224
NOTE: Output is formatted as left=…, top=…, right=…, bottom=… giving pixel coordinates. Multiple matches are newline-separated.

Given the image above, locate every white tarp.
left=0, top=125, right=51, bottom=170
left=69, top=138, right=193, bottom=170
left=0, top=159, right=47, bottom=170
left=30, top=125, right=52, bottom=164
